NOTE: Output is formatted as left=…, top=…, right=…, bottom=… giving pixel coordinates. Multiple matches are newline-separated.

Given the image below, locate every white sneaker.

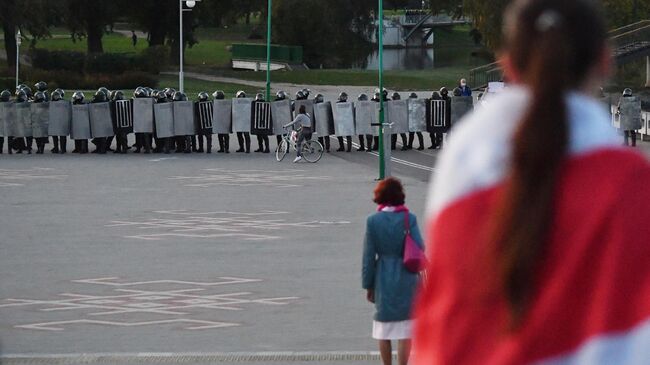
left=293, top=156, right=302, bottom=163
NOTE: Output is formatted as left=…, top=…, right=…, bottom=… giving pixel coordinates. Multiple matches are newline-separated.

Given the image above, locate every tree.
left=62, top=0, right=123, bottom=53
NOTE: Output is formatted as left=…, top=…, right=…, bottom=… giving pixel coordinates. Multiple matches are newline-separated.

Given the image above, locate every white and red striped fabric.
left=413, top=87, right=650, bottom=365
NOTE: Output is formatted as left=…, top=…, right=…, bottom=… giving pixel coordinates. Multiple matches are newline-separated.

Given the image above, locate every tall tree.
left=63, top=0, right=123, bottom=53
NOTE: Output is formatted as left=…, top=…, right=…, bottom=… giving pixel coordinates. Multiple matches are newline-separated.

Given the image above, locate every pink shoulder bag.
left=403, top=211, right=426, bottom=273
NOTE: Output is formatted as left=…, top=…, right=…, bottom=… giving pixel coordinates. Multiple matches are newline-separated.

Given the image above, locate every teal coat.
left=362, top=210, right=424, bottom=322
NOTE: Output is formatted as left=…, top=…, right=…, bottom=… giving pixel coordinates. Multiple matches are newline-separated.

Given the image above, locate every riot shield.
left=153, top=103, right=175, bottom=138
left=354, top=101, right=379, bottom=136
left=2, top=102, right=17, bottom=137
left=387, top=100, right=409, bottom=134
left=133, top=98, right=154, bottom=134
left=89, top=102, right=115, bottom=138
left=251, top=101, right=273, bottom=135
left=619, top=96, right=642, bottom=131
left=196, top=101, right=214, bottom=134
left=232, top=98, right=252, bottom=133
left=408, top=99, right=427, bottom=132
left=48, top=100, right=71, bottom=136
left=173, top=101, right=195, bottom=136
left=450, top=96, right=473, bottom=126
left=0, top=103, right=6, bottom=137
left=294, top=100, right=314, bottom=119
left=114, top=99, right=134, bottom=133
left=213, top=99, right=232, bottom=134
left=15, top=102, right=32, bottom=138
left=71, top=104, right=92, bottom=140
left=271, top=99, right=292, bottom=135
left=30, top=102, right=50, bottom=138
left=332, top=102, right=355, bottom=137
left=428, top=99, right=450, bottom=133
left=314, top=102, right=335, bottom=136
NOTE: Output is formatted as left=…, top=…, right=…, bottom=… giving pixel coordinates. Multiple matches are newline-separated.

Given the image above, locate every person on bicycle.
left=284, top=105, right=312, bottom=163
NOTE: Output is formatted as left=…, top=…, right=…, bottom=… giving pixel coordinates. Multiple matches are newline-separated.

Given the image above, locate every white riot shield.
left=271, top=100, right=292, bottom=135
left=89, top=102, right=114, bottom=138
left=314, top=102, right=335, bottom=136
left=15, top=102, right=32, bottom=138
left=154, top=103, right=174, bottom=138
left=114, top=99, right=134, bottom=133
left=451, top=96, right=473, bottom=126
left=133, top=98, right=154, bottom=133
left=173, top=101, right=195, bottom=136
left=213, top=100, right=232, bottom=134
left=30, top=102, right=50, bottom=138
left=232, top=98, right=252, bottom=133
left=333, top=102, right=355, bottom=137
left=408, top=99, right=427, bottom=132
left=71, top=104, right=91, bottom=140
left=294, top=100, right=314, bottom=119
left=0, top=102, right=6, bottom=137
left=619, top=97, right=642, bottom=131
left=48, top=100, right=71, bottom=136
left=387, top=100, right=409, bottom=134
left=355, top=101, right=379, bottom=136
left=196, top=101, right=214, bottom=134
left=2, top=102, right=17, bottom=136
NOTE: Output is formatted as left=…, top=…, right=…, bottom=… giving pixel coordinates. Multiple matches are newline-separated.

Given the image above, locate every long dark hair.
left=493, top=0, right=606, bottom=325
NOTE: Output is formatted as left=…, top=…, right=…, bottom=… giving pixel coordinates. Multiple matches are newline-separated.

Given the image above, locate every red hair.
left=373, top=177, right=405, bottom=206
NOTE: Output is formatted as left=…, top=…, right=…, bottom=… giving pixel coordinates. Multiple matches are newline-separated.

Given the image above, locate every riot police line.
left=0, top=82, right=477, bottom=155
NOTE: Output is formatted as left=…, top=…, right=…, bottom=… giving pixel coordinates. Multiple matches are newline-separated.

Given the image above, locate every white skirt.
left=372, top=320, right=413, bottom=340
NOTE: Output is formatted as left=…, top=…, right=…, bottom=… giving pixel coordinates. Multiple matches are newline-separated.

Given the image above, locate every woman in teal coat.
left=362, top=177, right=424, bottom=365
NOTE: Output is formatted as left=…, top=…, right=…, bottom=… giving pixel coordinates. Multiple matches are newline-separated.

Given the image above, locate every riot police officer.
left=389, top=92, right=409, bottom=151
left=618, top=88, right=642, bottom=147
left=34, top=81, right=49, bottom=102
left=0, top=89, right=11, bottom=154
left=91, top=89, right=109, bottom=154
left=172, top=91, right=193, bottom=153
left=133, top=87, right=153, bottom=154
left=275, top=90, right=289, bottom=146
left=438, top=87, right=451, bottom=149
left=336, top=92, right=352, bottom=152
left=252, top=93, right=271, bottom=153
left=213, top=90, right=230, bottom=153
left=154, top=90, right=173, bottom=154
left=313, top=93, right=331, bottom=153
left=195, top=91, right=213, bottom=153
left=32, top=91, right=49, bottom=154
left=428, top=91, right=443, bottom=149
left=357, top=93, right=371, bottom=151
left=50, top=90, right=68, bottom=154
left=235, top=90, right=251, bottom=153
left=110, top=90, right=130, bottom=154
left=13, top=89, right=30, bottom=153
left=407, top=92, right=424, bottom=150
left=71, top=91, right=89, bottom=154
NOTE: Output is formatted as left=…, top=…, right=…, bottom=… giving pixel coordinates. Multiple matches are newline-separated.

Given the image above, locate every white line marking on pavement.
left=349, top=142, right=435, bottom=172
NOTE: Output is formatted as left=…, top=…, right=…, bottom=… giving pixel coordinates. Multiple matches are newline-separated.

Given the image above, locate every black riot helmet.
left=313, top=93, right=324, bottom=104
left=98, top=87, right=110, bottom=99
left=276, top=90, right=287, bottom=100
left=155, top=90, right=168, bottom=103
left=93, top=90, right=108, bottom=103
left=144, top=87, right=153, bottom=96
left=431, top=91, right=441, bottom=100
left=198, top=92, right=210, bottom=102
left=113, top=90, right=125, bottom=101
left=51, top=91, right=63, bottom=101
left=15, top=90, right=28, bottom=103
left=391, top=92, right=401, bottom=100
left=34, top=81, right=48, bottom=92
left=358, top=93, right=369, bottom=101
left=452, top=87, right=462, bottom=97
left=623, top=88, right=633, bottom=97
left=151, top=89, right=160, bottom=99
left=16, top=84, right=27, bottom=92
left=54, top=88, right=65, bottom=98
left=255, top=93, right=264, bottom=102
left=172, top=91, right=187, bottom=102
left=236, top=90, right=247, bottom=99
left=295, top=90, right=305, bottom=100
left=213, top=90, right=225, bottom=100
left=439, top=87, right=449, bottom=98
left=409, top=92, right=418, bottom=99
left=372, top=92, right=381, bottom=102
left=164, top=87, right=176, bottom=99
left=20, top=86, right=33, bottom=98
left=0, top=90, right=11, bottom=102
left=338, top=92, right=348, bottom=102
left=72, top=91, right=85, bottom=104
left=134, top=87, right=148, bottom=98
left=302, top=88, right=311, bottom=98
left=33, top=91, right=46, bottom=103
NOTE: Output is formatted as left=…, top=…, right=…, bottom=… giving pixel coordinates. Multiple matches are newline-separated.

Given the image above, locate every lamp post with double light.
left=179, top=0, right=200, bottom=93
left=15, top=30, right=22, bottom=89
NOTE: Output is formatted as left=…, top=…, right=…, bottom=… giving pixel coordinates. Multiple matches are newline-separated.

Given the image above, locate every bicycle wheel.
left=276, top=139, right=289, bottom=162
left=302, top=140, right=324, bottom=163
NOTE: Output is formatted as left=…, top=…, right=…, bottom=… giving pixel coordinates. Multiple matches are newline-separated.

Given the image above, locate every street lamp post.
left=15, top=30, right=22, bottom=89
left=265, top=0, right=272, bottom=102
left=377, top=0, right=387, bottom=180
left=179, top=0, right=200, bottom=93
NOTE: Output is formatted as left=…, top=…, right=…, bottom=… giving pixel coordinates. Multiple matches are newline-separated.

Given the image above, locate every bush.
left=20, top=69, right=157, bottom=91
left=30, top=49, right=85, bottom=72
left=136, top=46, right=169, bottom=74
left=85, top=53, right=135, bottom=74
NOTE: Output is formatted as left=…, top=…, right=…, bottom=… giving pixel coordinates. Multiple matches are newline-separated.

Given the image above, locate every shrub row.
left=18, top=69, right=158, bottom=91
left=29, top=46, right=169, bottom=75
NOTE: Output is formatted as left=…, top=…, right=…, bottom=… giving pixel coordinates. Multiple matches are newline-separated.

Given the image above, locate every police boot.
left=391, top=135, right=397, bottom=151
left=60, top=136, right=67, bottom=154
left=134, top=134, right=142, bottom=153
left=98, top=138, right=107, bottom=154
left=36, top=139, right=44, bottom=154
left=184, top=136, right=192, bottom=153
left=163, top=138, right=171, bottom=154
left=51, top=137, right=60, bottom=154
left=105, top=136, right=114, bottom=152
left=26, top=137, right=33, bottom=154
left=276, top=135, right=283, bottom=146
left=346, top=136, right=352, bottom=152
left=632, top=131, right=637, bottom=147
left=416, top=133, right=424, bottom=150
left=81, top=140, right=89, bottom=154
left=322, top=137, right=331, bottom=152
left=217, top=135, right=225, bottom=153
left=236, top=133, right=245, bottom=152
left=121, top=135, right=129, bottom=154
left=225, top=135, right=230, bottom=153
left=192, top=136, right=200, bottom=152
left=0, top=137, right=3, bottom=154
left=400, top=134, right=409, bottom=151
left=263, top=136, right=270, bottom=153
left=244, top=133, right=251, bottom=153
left=197, top=135, right=204, bottom=153
left=206, top=135, right=212, bottom=154
left=143, top=134, right=152, bottom=154
left=336, top=137, right=345, bottom=152
left=429, top=134, right=437, bottom=149
left=254, top=135, right=263, bottom=152
left=113, top=135, right=122, bottom=154
left=357, top=136, right=365, bottom=151
left=72, top=140, right=80, bottom=153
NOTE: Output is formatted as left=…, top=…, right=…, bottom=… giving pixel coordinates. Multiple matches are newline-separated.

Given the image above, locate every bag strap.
left=403, top=211, right=410, bottom=235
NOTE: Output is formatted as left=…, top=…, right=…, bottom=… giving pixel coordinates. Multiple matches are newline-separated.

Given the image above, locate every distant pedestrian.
left=362, top=177, right=423, bottom=365
left=132, top=31, right=138, bottom=47
left=459, top=78, right=472, bottom=97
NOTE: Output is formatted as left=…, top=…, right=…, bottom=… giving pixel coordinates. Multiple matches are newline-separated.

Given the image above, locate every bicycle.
left=275, top=126, right=324, bottom=163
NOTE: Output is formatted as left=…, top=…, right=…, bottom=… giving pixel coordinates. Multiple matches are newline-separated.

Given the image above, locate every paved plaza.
left=0, top=138, right=435, bottom=364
